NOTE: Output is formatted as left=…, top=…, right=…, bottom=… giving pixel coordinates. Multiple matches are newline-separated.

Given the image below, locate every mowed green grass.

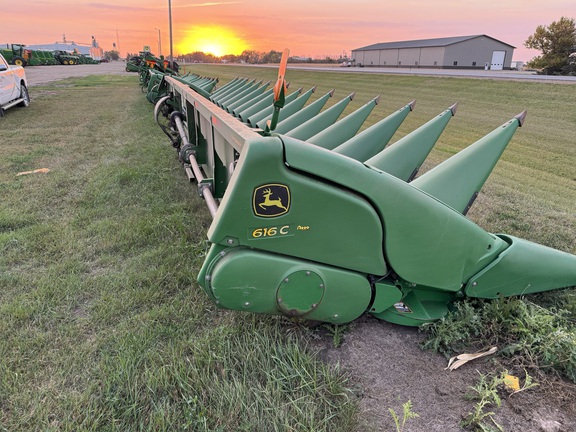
left=0, top=67, right=575, bottom=431
left=0, top=75, right=356, bottom=431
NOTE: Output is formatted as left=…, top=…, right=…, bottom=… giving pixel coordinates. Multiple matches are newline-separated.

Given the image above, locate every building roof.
left=352, top=35, right=515, bottom=52
left=26, top=42, right=92, bottom=55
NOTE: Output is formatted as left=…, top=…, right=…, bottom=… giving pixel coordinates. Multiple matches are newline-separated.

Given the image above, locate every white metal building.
left=27, top=37, right=104, bottom=60
left=351, top=35, right=515, bottom=70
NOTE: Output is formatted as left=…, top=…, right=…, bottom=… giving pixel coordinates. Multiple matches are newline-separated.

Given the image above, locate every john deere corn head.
left=148, top=51, right=576, bottom=327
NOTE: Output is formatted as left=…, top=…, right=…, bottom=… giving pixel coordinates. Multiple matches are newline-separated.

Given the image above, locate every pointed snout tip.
left=515, top=110, right=527, bottom=127
left=449, top=102, right=458, bottom=116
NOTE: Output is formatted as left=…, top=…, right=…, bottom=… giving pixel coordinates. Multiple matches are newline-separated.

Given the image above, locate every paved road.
left=24, top=60, right=576, bottom=86
left=25, top=61, right=133, bottom=86
left=250, top=63, right=576, bottom=83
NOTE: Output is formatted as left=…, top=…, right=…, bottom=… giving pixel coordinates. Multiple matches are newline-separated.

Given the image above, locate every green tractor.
left=53, top=50, right=80, bottom=65
left=77, top=54, right=99, bottom=64
left=125, top=53, right=144, bottom=72
left=0, top=43, right=31, bottom=67
left=34, top=50, right=59, bottom=65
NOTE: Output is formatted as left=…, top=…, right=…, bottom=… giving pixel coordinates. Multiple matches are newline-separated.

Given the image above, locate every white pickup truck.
left=0, top=52, right=30, bottom=117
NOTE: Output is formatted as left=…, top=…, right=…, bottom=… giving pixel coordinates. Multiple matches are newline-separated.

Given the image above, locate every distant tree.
left=104, top=50, right=120, bottom=61
left=261, top=50, right=282, bottom=63
left=561, top=53, right=576, bottom=75
left=241, top=50, right=263, bottom=64
left=220, top=54, right=239, bottom=63
left=525, top=16, right=576, bottom=74
left=182, top=51, right=217, bottom=63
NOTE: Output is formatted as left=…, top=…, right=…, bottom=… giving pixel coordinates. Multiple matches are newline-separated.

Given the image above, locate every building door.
left=490, top=51, right=506, bottom=70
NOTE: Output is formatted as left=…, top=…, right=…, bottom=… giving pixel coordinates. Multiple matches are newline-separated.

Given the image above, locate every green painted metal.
left=213, top=77, right=249, bottom=97
left=307, top=96, right=380, bottom=149
left=235, top=89, right=275, bottom=119
left=202, top=247, right=372, bottom=324
left=189, top=80, right=218, bottom=99
left=333, top=101, right=415, bottom=161
left=210, top=78, right=250, bottom=103
left=371, top=288, right=456, bottom=326
left=226, top=81, right=270, bottom=113
left=283, top=93, right=355, bottom=141
left=365, top=104, right=456, bottom=181
left=281, top=135, right=509, bottom=291
left=146, top=74, right=166, bottom=104
left=207, top=137, right=387, bottom=275
left=465, top=234, right=576, bottom=298
left=197, top=79, right=218, bottom=94
left=247, top=86, right=313, bottom=127
left=151, top=67, right=576, bottom=329
left=369, top=281, right=403, bottom=314
left=210, top=77, right=241, bottom=97
left=216, top=79, right=261, bottom=108
left=411, top=112, right=524, bottom=214
left=53, top=50, right=80, bottom=65
left=222, top=80, right=266, bottom=109
left=269, top=88, right=331, bottom=134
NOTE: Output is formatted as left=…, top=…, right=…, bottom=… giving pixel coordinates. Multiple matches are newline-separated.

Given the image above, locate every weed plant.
left=389, top=400, right=420, bottom=432
left=421, top=298, right=576, bottom=382
left=462, top=372, right=505, bottom=431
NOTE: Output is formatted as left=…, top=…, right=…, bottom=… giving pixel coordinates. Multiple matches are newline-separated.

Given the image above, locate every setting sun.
left=177, top=25, right=249, bottom=56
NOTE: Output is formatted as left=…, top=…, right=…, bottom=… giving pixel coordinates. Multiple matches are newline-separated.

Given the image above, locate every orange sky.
left=2, top=1, right=574, bottom=61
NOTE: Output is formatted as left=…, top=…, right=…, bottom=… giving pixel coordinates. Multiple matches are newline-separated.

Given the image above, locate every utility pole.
left=168, top=0, right=173, bottom=66
left=155, top=28, right=162, bottom=56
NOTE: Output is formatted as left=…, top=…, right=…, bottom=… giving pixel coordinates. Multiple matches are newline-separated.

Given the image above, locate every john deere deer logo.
left=253, top=184, right=290, bottom=217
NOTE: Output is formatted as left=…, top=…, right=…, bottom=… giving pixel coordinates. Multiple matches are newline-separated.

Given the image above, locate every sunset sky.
left=3, top=1, right=574, bottom=61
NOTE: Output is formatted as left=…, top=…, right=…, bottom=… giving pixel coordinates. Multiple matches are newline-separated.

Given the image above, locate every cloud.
left=86, top=3, right=154, bottom=12
left=86, top=1, right=239, bottom=13
left=176, top=2, right=241, bottom=7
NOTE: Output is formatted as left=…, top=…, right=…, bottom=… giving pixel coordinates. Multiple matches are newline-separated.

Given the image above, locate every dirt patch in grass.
left=314, top=316, right=576, bottom=431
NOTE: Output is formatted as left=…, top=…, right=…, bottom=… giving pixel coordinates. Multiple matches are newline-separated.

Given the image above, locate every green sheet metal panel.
left=202, top=247, right=372, bottom=324
left=207, top=137, right=387, bottom=276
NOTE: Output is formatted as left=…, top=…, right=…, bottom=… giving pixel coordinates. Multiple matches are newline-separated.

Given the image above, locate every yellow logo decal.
left=253, top=184, right=290, bottom=218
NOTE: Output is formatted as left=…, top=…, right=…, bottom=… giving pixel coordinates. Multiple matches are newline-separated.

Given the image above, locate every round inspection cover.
left=276, top=270, right=325, bottom=316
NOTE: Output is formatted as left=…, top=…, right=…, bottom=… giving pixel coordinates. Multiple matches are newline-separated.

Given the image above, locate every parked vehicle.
left=0, top=53, right=30, bottom=117
left=53, top=50, right=80, bottom=65
left=0, top=43, right=31, bottom=67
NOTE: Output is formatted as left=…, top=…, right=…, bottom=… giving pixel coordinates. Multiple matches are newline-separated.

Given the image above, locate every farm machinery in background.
left=52, top=50, right=80, bottom=65
left=126, top=51, right=180, bottom=74
left=141, top=50, right=576, bottom=327
left=0, top=44, right=32, bottom=67
left=1, top=43, right=100, bottom=66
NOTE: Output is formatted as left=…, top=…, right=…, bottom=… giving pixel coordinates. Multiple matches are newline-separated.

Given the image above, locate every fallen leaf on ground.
left=503, top=374, right=521, bottom=392
left=445, top=346, right=498, bottom=371
left=16, top=168, right=50, bottom=176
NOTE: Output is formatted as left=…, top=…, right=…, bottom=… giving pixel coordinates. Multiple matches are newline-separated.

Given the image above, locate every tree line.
left=525, top=16, right=576, bottom=75
left=177, top=49, right=346, bottom=65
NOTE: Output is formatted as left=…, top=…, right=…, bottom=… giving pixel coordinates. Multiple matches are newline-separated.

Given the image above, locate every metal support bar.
left=188, top=153, right=219, bottom=218
left=173, top=113, right=219, bottom=218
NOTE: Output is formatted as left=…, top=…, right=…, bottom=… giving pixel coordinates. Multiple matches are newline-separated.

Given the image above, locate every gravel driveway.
left=25, top=61, right=134, bottom=86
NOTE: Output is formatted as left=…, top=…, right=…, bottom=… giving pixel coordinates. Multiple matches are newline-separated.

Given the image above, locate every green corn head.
left=147, top=54, right=575, bottom=327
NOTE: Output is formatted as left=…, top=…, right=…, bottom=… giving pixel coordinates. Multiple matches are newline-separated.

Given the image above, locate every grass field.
left=0, top=67, right=575, bottom=430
